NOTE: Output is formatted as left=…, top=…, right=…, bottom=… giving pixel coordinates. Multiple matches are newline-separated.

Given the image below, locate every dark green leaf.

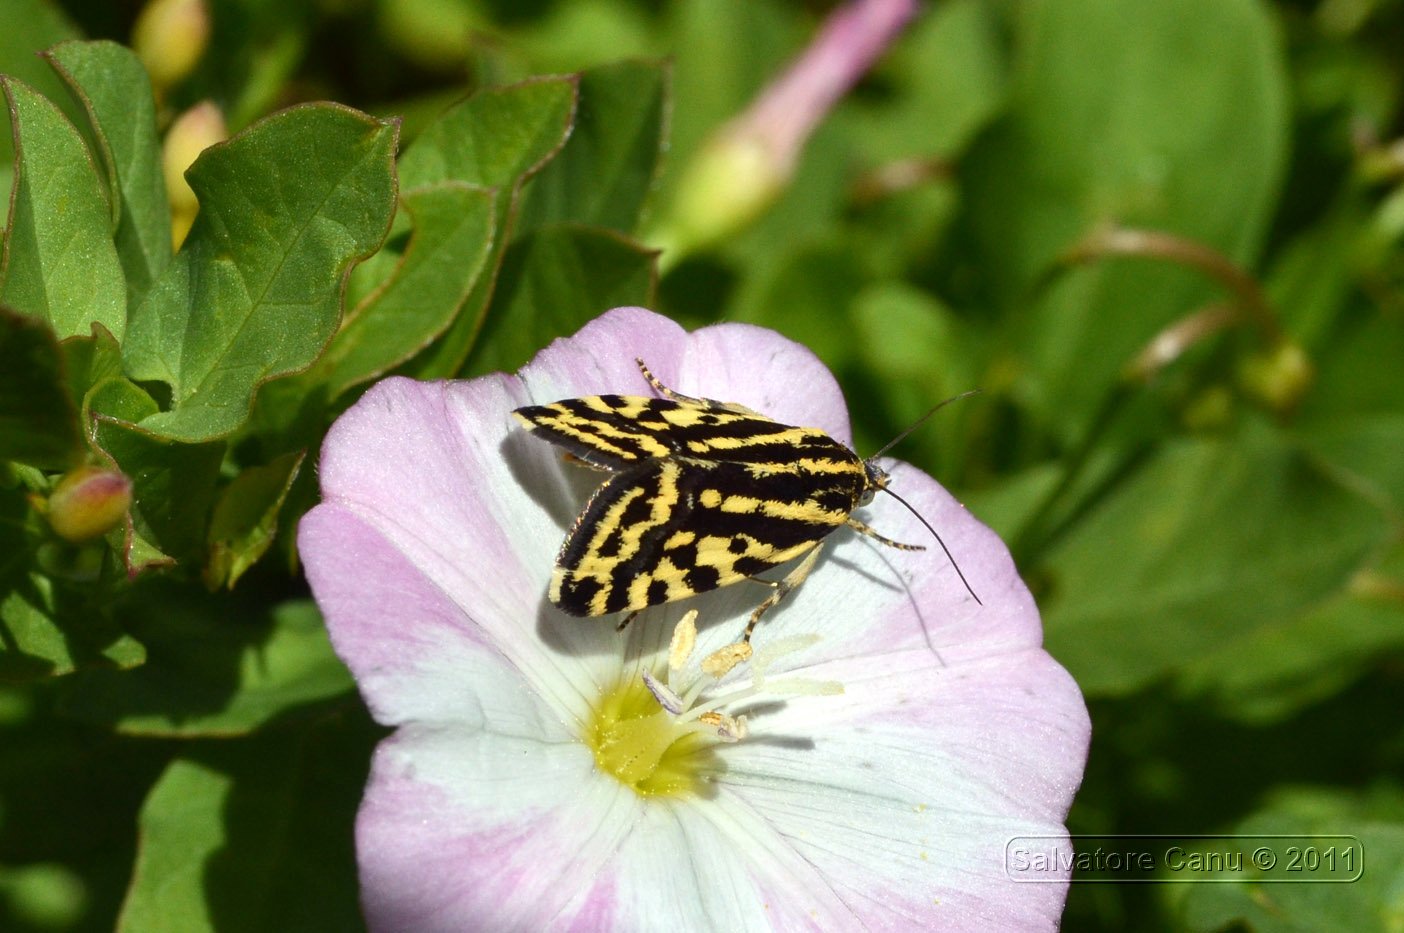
left=122, top=104, right=398, bottom=442
left=0, top=77, right=127, bottom=341
left=204, top=451, right=305, bottom=590
left=93, top=413, right=224, bottom=569
left=46, top=40, right=173, bottom=309
left=468, top=224, right=657, bottom=374
left=958, top=0, right=1288, bottom=437
left=0, top=0, right=81, bottom=205
left=396, top=76, right=578, bottom=192
left=0, top=306, right=82, bottom=469
left=312, top=181, right=496, bottom=397
left=117, top=711, right=371, bottom=932
left=1176, top=542, right=1404, bottom=723
left=60, top=322, right=124, bottom=420
left=60, top=593, right=353, bottom=736
left=731, top=239, right=866, bottom=370
left=517, top=60, right=668, bottom=233
left=1042, top=419, right=1388, bottom=696
left=0, top=488, right=146, bottom=682
left=394, top=76, right=577, bottom=376
left=1173, top=789, right=1404, bottom=931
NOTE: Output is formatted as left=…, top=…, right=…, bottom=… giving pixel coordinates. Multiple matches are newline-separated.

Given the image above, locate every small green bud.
left=1238, top=341, right=1315, bottom=415
left=45, top=466, right=132, bottom=543
left=654, top=133, right=786, bottom=259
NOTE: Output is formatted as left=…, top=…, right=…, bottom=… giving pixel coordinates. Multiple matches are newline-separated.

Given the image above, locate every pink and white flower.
left=299, top=307, right=1090, bottom=931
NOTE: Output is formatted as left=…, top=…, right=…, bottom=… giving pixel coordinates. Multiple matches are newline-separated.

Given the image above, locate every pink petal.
left=516, top=307, right=851, bottom=442
left=357, top=728, right=638, bottom=931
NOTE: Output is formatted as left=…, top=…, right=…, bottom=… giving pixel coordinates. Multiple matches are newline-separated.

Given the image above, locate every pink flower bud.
left=45, top=466, right=133, bottom=543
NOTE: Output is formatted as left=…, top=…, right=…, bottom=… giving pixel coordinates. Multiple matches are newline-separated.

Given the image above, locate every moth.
left=512, top=359, right=978, bottom=643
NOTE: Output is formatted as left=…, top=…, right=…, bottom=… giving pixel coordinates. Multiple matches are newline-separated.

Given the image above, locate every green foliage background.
left=2, top=0, right=1402, bottom=929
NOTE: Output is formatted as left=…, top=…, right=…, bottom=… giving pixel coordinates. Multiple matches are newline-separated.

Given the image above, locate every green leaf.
left=850, top=0, right=1007, bottom=162
left=60, top=321, right=124, bottom=420
left=93, top=413, right=224, bottom=569
left=847, top=282, right=985, bottom=476
left=516, top=60, right=668, bottom=234
left=1041, top=419, right=1388, bottom=696
left=1172, top=789, right=1404, bottom=931
left=396, top=76, right=578, bottom=192
left=394, top=76, right=578, bottom=376
left=1295, top=315, right=1404, bottom=514
left=731, top=239, right=866, bottom=371
left=122, top=104, right=398, bottom=442
left=0, top=0, right=81, bottom=207
left=117, top=712, right=371, bottom=932
left=60, top=594, right=353, bottom=736
left=204, top=450, right=305, bottom=590
left=311, top=181, right=496, bottom=397
left=0, top=488, right=146, bottom=682
left=1176, top=542, right=1404, bottom=723
left=0, top=77, right=127, bottom=341
left=0, top=306, right=82, bottom=469
left=957, top=0, right=1288, bottom=436
left=467, top=224, right=657, bottom=375
left=46, top=40, right=173, bottom=309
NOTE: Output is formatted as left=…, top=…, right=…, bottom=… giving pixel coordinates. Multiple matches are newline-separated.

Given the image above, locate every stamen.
left=668, top=610, right=698, bottom=672
left=702, top=641, right=753, bottom=678
left=641, top=670, right=685, bottom=715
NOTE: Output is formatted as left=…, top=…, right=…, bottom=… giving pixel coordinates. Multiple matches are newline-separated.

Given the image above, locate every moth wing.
left=512, top=395, right=675, bottom=469
left=513, top=395, right=794, bottom=469
left=548, top=459, right=838, bottom=618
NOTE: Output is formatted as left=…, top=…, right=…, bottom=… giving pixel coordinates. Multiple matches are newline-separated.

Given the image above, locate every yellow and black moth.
left=512, top=360, right=979, bottom=643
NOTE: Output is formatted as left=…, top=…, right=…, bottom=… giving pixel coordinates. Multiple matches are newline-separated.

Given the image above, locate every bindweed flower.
left=299, top=307, right=1090, bottom=930
left=655, top=0, right=917, bottom=259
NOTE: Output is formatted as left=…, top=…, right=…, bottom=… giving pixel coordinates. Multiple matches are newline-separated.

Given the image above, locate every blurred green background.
left=2, top=0, right=1403, bottom=929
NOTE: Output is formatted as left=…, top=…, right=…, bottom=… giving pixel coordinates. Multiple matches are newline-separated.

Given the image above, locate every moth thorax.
left=860, top=458, right=891, bottom=505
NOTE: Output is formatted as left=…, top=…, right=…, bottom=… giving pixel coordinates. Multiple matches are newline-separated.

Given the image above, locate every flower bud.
left=163, top=101, right=227, bottom=248
left=44, top=466, right=132, bottom=543
left=652, top=0, right=916, bottom=259
left=133, top=0, right=211, bottom=91
left=1238, top=340, right=1315, bottom=415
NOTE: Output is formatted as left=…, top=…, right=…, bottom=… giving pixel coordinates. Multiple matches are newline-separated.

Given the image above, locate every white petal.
left=707, top=649, right=1088, bottom=929
left=357, top=726, right=640, bottom=932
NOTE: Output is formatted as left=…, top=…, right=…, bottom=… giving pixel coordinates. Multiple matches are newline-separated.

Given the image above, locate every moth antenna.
left=867, top=390, right=982, bottom=461
left=879, top=485, right=982, bottom=606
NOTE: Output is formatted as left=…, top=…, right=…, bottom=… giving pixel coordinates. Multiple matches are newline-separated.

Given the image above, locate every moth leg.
left=635, top=358, right=707, bottom=406
left=562, top=452, right=616, bottom=472
left=635, top=358, right=765, bottom=418
left=616, top=610, right=640, bottom=633
left=846, top=517, right=925, bottom=552
left=742, top=544, right=825, bottom=643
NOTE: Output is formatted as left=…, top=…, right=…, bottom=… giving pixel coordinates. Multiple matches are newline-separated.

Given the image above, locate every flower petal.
left=517, top=306, right=692, bottom=403
left=305, top=374, right=616, bottom=725
left=713, top=648, right=1089, bottom=929
left=357, top=727, right=640, bottom=932
left=515, top=307, right=851, bottom=445
left=682, top=320, right=852, bottom=444
left=717, top=461, right=1045, bottom=665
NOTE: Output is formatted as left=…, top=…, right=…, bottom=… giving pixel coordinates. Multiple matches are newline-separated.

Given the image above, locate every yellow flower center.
left=586, top=677, right=717, bottom=798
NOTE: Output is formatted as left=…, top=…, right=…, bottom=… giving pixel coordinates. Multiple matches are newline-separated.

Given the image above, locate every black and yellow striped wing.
left=547, top=456, right=867, bottom=617
left=513, top=391, right=872, bottom=617
left=512, top=394, right=835, bottom=469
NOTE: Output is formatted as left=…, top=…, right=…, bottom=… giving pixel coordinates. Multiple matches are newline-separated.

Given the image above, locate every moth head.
left=860, top=458, right=891, bottom=505
left=859, top=455, right=983, bottom=607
